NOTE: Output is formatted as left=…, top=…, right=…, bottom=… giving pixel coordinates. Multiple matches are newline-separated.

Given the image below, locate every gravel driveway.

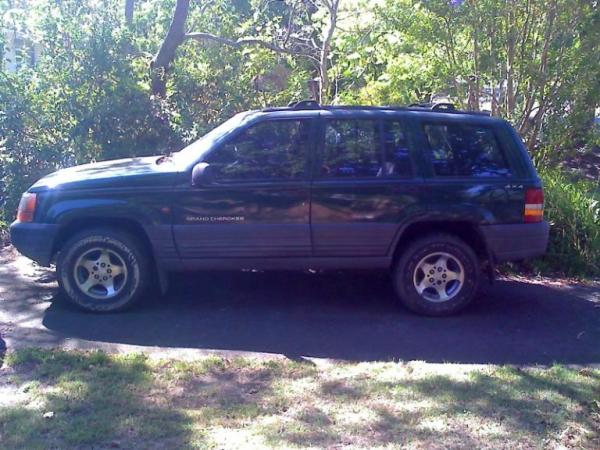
left=1, top=246, right=599, bottom=365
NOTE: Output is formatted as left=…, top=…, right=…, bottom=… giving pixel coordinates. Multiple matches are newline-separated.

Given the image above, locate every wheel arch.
left=391, top=220, right=490, bottom=265
left=52, top=217, right=155, bottom=264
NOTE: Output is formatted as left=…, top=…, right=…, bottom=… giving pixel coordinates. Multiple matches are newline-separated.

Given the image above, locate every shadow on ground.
left=37, top=270, right=600, bottom=365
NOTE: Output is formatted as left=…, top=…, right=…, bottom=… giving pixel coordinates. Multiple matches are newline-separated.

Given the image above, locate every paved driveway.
left=1, top=247, right=599, bottom=365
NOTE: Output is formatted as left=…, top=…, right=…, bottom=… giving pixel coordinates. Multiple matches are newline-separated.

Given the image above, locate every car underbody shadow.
left=42, top=270, right=600, bottom=365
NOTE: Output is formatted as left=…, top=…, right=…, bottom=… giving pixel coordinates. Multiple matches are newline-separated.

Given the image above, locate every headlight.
left=16, top=192, right=37, bottom=223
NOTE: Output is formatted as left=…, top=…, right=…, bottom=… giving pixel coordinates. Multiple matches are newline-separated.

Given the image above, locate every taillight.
left=16, top=193, right=37, bottom=223
left=524, top=188, right=544, bottom=223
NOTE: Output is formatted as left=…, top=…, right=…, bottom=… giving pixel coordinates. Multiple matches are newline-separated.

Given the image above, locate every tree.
left=335, top=0, right=599, bottom=155
left=151, top=0, right=342, bottom=103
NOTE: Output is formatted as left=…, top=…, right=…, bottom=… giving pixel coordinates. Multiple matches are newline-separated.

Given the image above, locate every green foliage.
left=0, top=217, right=7, bottom=243
left=335, top=0, right=600, bottom=156
left=0, top=0, right=174, bottom=221
left=538, top=167, right=600, bottom=276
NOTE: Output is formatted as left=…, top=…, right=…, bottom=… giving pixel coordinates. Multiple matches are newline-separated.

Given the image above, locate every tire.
left=56, top=227, right=149, bottom=312
left=393, top=233, right=480, bottom=316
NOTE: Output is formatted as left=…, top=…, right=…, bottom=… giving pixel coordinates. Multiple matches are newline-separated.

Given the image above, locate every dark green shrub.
left=538, top=167, right=600, bottom=276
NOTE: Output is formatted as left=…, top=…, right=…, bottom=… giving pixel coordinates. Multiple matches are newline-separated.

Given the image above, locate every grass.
left=0, top=349, right=598, bottom=449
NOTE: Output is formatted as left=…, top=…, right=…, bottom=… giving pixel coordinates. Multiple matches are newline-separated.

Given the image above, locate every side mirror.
left=191, top=162, right=215, bottom=186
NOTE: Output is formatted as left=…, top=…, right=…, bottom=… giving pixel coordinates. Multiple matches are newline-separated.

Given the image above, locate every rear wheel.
left=393, top=233, right=480, bottom=316
left=57, top=228, right=149, bottom=312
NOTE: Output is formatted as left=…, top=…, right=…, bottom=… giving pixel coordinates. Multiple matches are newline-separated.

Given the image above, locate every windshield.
left=172, top=112, right=254, bottom=167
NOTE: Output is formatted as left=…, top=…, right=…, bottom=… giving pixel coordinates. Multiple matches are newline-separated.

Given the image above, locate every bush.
left=537, top=167, right=600, bottom=276
left=0, top=2, right=174, bottom=224
left=0, top=219, right=7, bottom=244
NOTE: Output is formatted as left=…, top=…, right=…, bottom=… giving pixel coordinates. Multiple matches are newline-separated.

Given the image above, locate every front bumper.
left=480, top=221, right=550, bottom=262
left=9, top=221, right=60, bottom=266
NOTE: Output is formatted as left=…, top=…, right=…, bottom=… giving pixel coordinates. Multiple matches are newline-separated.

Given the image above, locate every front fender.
left=43, top=198, right=159, bottom=226
left=37, top=190, right=177, bottom=261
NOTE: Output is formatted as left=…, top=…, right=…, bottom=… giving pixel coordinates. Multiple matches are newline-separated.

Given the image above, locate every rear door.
left=310, top=111, right=422, bottom=257
left=173, top=116, right=315, bottom=258
left=417, top=117, right=523, bottom=224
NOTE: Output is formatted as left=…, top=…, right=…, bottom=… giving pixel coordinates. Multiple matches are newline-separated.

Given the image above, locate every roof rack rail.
left=408, top=102, right=456, bottom=111
left=431, top=102, right=456, bottom=111
left=288, top=99, right=321, bottom=110
left=262, top=101, right=491, bottom=116
left=406, top=101, right=490, bottom=116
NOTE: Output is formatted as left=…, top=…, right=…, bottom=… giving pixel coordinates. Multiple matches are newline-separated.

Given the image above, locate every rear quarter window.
left=423, top=122, right=512, bottom=177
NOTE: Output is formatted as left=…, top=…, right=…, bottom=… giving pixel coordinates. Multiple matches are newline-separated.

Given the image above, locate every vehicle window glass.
left=382, top=121, right=412, bottom=177
left=207, top=120, right=310, bottom=181
left=423, top=123, right=512, bottom=177
left=322, top=119, right=381, bottom=178
left=173, top=112, right=253, bottom=167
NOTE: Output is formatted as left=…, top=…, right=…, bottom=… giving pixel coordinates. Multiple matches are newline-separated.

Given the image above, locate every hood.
left=30, top=156, right=182, bottom=192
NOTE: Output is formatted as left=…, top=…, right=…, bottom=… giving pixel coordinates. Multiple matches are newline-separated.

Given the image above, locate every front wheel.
left=57, top=228, right=149, bottom=312
left=393, top=233, right=480, bottom=316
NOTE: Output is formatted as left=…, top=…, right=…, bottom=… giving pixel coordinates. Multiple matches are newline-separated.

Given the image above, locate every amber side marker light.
left=524, top=188, right=544, bottom=223
left=17, top=193, right=37, bottom=223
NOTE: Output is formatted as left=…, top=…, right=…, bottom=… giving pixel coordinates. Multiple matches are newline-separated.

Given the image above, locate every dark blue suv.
left=10, top=101, right=549, bottom=315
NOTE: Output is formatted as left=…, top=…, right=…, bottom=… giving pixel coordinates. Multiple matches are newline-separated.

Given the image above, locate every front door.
left=173, top=118, right=314, bottom=259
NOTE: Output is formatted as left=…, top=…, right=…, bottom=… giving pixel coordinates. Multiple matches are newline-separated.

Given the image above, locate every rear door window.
left=322, top=119, right=380, bottom=178
left=320, top=119, right=412, bottom=178
left=423, top=123, right=512, bottom=177
left=382, top=120, right=412, bottom=177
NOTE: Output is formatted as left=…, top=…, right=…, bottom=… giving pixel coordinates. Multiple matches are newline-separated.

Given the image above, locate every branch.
left=283, top=1, right=297, bottom=46
left=185, top=32, right=319, bottom=62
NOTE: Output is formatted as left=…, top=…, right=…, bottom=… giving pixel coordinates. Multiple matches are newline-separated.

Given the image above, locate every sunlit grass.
left=0, top=348, right=598, bottom=449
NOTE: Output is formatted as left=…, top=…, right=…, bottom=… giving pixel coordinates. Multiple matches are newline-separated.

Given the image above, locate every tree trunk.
left=151, top=0, right=190, bottom=97
left=506, top=4, right=516, bottom=116
left=519, top=0, right=557, bottom=139
left=125, top=0, right=135, bottom=26
left=468, top=0, right=480, bottom=111
left=318, top=0, right=338, bottom=104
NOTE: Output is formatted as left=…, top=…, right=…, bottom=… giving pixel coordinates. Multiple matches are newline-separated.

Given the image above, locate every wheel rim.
left=413, top=252, right=465, bottom=303
left=73, top=247, right=128, bottom=300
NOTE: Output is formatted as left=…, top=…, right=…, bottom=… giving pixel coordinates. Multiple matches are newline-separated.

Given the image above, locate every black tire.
left=393, top=233, right=480, bottom=316
left=56, top=227, right=150, bottom=312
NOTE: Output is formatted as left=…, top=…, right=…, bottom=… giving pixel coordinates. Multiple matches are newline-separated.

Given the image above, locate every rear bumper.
left=480, top=221, right=549, bottom=262
left=9, top=221, right=60, bottom=266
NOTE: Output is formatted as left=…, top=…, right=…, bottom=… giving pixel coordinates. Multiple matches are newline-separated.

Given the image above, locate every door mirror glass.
left=191, top=162, right=215, bottom=186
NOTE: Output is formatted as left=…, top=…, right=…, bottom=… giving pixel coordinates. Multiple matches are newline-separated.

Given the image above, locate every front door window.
left=206, top=119, right=310, bottom=181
